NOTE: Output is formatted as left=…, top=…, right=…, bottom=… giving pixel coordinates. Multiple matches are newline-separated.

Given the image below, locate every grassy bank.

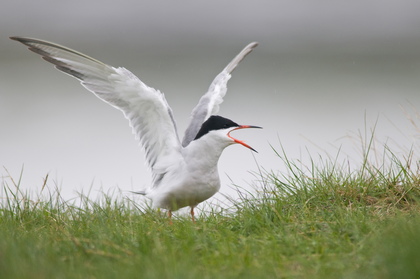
left=1, top=144, right=420, bottom=278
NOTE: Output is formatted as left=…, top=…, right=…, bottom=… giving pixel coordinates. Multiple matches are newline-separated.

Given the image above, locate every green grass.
left=2, top=143, right=420, bottom=278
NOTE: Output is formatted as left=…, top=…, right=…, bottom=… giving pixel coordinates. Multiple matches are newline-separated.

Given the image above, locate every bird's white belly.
left=149, top=170, right=221, bottom=211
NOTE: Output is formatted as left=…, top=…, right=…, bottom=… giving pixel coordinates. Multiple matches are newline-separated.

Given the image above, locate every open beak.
left=227, top=125, right=262, bottom=153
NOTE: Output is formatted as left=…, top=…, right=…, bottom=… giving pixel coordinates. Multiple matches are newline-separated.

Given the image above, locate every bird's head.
left=194, top=115, right=262, bottom=152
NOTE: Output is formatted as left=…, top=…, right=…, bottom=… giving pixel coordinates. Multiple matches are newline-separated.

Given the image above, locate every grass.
left=1, top=140, right=420, bottom=278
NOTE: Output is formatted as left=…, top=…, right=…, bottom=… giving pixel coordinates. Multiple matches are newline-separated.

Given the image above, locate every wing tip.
left=10, top=36, right=27, bottom=46
left=10, top=36, right=35, bottom=46
left=247, top=41, right=259, bottom=49
left=243, top=41, right=259, bottom=55
left=223, top=41, right=259, bottom=74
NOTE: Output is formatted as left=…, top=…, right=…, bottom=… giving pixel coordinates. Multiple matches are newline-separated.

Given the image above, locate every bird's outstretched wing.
left=181, top=42, right=258, bottom=147
left=10, top=36, right=182, bottom=170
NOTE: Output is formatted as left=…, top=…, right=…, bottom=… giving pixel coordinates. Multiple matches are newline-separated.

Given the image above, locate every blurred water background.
left=1, top=1, right=420, bottom=210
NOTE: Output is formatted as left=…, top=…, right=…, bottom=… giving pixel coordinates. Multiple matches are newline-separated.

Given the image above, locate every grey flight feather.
left=10, top=36, right=182, bottom=173
left=181, top=42, right=258, bottom=147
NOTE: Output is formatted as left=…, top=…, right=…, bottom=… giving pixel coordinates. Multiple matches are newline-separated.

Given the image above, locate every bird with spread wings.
left=11, top=37, right=260, bottom=222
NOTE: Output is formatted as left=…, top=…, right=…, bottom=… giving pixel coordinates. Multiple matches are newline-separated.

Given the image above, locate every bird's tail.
left=130, top=191, right=146, bottom=195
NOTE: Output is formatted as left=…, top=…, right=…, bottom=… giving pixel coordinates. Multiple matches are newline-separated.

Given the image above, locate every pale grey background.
left=1, top=1, right=420, bottom=209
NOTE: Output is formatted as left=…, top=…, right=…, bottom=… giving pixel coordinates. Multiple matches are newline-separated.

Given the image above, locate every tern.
left=11, top=36, right=261, bottom=222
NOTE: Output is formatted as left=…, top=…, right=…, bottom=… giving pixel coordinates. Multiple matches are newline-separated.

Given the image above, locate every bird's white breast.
left=147, top=137, right=226, bottom=211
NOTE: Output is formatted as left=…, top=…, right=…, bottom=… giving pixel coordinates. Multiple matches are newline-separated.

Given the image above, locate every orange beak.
left=227, top=125, right=262, bottom=153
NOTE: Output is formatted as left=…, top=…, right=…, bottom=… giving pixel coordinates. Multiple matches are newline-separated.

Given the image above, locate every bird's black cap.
left=194, top=115, right=239, bottom=140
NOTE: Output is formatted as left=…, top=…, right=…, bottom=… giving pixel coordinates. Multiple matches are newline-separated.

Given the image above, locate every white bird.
left=11, top=36, right=261, bottom=222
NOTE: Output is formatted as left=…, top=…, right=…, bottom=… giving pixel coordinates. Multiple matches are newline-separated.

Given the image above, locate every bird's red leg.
left=190, top=206, right=196, bottom=223
left=168, top=210, right=173, bottom=225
